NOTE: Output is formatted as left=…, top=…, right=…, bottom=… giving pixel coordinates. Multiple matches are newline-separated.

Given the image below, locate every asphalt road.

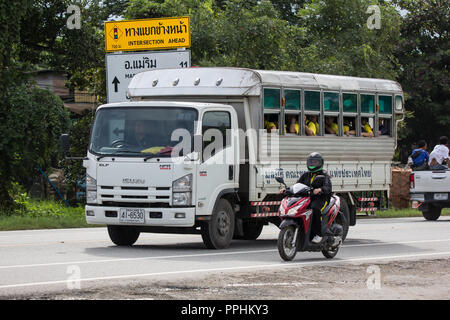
left=0, top=216, right=450, bottom=297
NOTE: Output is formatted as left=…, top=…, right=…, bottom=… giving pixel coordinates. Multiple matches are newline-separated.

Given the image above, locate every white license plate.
left=434, top=193, right=448, bottom=200
left=119, top=208, right=145, bottom=224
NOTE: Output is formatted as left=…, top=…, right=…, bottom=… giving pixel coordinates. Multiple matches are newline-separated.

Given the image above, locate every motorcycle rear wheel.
left=278, top=225, right=298, bottom=261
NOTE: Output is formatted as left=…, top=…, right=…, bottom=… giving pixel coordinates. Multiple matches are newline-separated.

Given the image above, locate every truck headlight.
left=172, top=174, right=192, bottom=206
left=172, top=192, right=191, bottom=206
left=86, top=174, right=97, bottom=190
left=87, top=191, right=97, bottom=204
left=86, top=174, right=97, bottom=204
left=172, top=174, right=192, bottom=192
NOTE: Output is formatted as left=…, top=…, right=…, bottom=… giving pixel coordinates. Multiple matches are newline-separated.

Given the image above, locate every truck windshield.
left=89, top=107, right=198, bottom=157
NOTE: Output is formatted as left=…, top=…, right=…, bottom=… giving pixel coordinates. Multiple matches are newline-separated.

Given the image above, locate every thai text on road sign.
left=106, top=50, right=191, bottom=103
left=105, top=17, right=190, bottom=52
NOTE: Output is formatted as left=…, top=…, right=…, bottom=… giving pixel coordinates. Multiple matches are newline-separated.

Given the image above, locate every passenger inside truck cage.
left=343, top=118, right=355, bottom=136
left=361, top=117, right=374, bottom=138
left=285, top=115, right=299, bottom=134
left=325, top=116, right=338, bottom=135
left=306, top=115, right=319, bottom=136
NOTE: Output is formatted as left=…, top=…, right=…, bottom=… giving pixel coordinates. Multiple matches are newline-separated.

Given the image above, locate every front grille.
left=121, top=186, right=148, bottom=190
left=98, top=185, right=171, bottom=206
left=102, top=201, right=171, bottom=208
left=121, top=195, right=148, bottom=199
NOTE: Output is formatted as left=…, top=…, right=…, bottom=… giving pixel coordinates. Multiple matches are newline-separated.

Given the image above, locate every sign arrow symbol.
left=112, top=76, right=120, bottom=92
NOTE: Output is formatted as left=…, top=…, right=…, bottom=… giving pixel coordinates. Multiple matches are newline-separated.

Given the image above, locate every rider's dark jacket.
left=296, top=170, right=333, bottom=237
left=296, top=170, right=332, bottom=200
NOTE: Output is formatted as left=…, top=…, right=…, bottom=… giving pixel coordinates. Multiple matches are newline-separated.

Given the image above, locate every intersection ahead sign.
left=105, top=17, right=190, bottom=52
left=106, top=50, right=191, bottom=103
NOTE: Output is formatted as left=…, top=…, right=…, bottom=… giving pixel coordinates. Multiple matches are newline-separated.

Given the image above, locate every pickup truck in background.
left=410, top=169, right=450, bottom=220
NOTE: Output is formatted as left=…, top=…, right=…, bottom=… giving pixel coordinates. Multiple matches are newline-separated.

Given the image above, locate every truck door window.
left=202, top=111, right=231, bottom=159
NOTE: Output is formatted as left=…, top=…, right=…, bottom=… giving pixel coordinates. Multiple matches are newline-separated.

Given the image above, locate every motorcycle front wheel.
left=278, top=225, right=298, bottom=261
left=322, top=247, right=339, bottom=259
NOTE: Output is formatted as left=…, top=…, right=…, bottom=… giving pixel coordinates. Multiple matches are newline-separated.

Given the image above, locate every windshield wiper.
left=97, top=150, right=140, bottom=161
left=143, top=147, right=174, bottom=162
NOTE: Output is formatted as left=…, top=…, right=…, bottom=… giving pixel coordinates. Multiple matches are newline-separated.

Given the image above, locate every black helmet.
left=307, top=152, right=324, bottom=173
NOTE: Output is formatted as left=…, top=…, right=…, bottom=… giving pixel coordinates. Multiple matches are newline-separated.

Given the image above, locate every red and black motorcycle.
left=275, top=177, right=347, bottom=261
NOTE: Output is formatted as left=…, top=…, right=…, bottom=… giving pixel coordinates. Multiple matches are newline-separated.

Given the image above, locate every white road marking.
left=1, top=251, right=449, bottom=290
left=1, top=238, right=450, bottom=270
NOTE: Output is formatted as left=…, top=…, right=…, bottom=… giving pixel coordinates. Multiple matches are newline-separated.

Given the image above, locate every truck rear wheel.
left=201, top=199, right=235, bottom=249
left=107, top=225, right=140, bottom=246
left=421, top=204, right=441, bottom=221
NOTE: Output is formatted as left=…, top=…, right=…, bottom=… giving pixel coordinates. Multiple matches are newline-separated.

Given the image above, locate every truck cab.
left=83, top=101, right=240, bottom=248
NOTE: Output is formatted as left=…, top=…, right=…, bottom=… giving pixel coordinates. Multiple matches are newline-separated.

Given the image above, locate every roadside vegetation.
left=0, top=0, right=447, bottom=228
left=359, top=208, right=450, bottom=219
left=0, top=186, right=93, bottom=231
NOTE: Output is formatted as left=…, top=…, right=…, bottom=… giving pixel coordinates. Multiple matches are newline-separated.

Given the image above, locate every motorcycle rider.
left=297, top=152, right=332, bottom=244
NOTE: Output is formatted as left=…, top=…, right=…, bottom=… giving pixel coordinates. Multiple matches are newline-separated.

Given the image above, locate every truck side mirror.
left=60, top=134, right=71, bottom=155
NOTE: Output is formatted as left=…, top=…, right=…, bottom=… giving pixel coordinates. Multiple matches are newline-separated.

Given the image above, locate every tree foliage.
left=394, top=0, right=450, bottom=154
left=0, top=0, right=448, bottom=209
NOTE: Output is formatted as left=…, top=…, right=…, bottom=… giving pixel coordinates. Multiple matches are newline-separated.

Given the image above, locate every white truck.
left=410, top=169, right=450, bottom=220
left=61, top=67, right=405, bottom=249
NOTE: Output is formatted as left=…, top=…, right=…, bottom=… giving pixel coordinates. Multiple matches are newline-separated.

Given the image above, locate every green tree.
left=394, top=0, right=450, bottom=156
left=296, top=0, right=401, bottom=79
left=0, top=86, right=70, bottom=210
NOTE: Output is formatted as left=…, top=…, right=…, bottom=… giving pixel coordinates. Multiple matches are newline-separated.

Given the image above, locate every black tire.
left=339, top=197, right=350, bottom=241
left=201, top=199, right=235, bottom=249
left=277, top=225, right=298, bottom=261
left=421, top=204, right=442, bottom=221
left=107, top=225, right=140, bottom=246
left=241, top=221, right=264, bottom=240
left=322, top=247, right=339, bottom=259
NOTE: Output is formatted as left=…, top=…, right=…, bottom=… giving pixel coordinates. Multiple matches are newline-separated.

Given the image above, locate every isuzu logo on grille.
left=122, top=178, right=145, bottom=184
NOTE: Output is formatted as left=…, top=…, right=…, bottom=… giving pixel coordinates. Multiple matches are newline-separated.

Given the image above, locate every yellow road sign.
left=105, top=17, right=190, bottom=52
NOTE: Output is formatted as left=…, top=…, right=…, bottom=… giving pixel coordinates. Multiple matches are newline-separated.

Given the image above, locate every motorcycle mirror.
left=275, top=176, right=286, bottom=186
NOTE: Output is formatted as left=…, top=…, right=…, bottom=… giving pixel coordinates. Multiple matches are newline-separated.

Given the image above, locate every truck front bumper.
left=85, top=205, right=196, bottom=227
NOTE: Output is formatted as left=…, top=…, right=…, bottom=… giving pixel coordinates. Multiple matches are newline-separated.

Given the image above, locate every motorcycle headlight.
left=287, top=207, right=299, bottom=216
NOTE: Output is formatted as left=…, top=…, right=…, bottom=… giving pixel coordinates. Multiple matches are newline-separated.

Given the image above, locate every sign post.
left=106, top=50, right=191, bottom=103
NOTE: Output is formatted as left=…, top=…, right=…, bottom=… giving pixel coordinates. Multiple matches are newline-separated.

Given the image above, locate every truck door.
left=196, top=109, right=238, bottom=215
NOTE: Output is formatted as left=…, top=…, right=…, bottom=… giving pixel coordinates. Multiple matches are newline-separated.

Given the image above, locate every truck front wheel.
left=201, top=199, right=235, bottom=249
left=421, top=204, right=441, bottom=221
left=107, top=225, right=140, bottom=246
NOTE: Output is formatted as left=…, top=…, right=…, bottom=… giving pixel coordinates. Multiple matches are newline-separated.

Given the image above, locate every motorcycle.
left=275, top=176, right=345, bottom=261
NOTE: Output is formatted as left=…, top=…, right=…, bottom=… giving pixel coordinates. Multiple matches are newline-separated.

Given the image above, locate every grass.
left=0, top=198, right=100, bottom=231
left=358, top=208, right=450, bottom=218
